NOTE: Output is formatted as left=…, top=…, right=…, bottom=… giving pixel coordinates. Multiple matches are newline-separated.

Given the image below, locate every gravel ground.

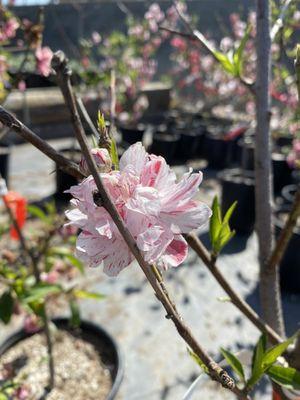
left=1, top=139, right=299, bottom=400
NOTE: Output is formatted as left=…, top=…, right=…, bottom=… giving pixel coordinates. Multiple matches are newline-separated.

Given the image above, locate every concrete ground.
left=1, top=138, right=299, bottom=400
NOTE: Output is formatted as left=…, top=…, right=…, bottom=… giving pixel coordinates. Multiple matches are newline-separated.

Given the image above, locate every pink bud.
left=24, top=314, right=40, bottom=333
left=40, top=270, right=59, bottom=284
left=15, top=386, right=30, bottom=400
left=79, top=148, right=112, bottom=175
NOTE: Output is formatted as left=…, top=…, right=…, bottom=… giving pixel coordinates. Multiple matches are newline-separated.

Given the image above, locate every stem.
left=0, top=177, right=55, bottom=389
left=255, top=0, right=285, bottom=337
left=185, top=233, right=282, bottom=345
left=51, top=50, right=249, bottom=398
left=76, top=96, right=99, bottom=138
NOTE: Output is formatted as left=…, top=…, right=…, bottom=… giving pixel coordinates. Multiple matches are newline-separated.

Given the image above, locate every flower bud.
left=79, top=148, right=112, bottom=175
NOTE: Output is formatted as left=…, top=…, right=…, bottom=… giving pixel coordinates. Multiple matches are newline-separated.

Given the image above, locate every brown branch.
left=267, top=188, right=300, bottom=272
left=50, top=50, right=249, bottom=398
left=185, top=233, right=283, bottom=345
left=0, top=107, right=84, bottom=181
left=76, top=96, right=99, bottom=138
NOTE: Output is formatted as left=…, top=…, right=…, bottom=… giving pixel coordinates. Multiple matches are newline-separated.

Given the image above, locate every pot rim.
left=0, top=317, right=124, bottom=400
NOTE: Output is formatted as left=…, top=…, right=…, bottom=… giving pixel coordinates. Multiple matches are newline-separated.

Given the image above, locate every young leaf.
left=22, top=283, right=62, bottom=303
left=223, top=201, right=238, bottom=224
left=187, top=348, right=209, bottom=374
left=232, top=26, right=251, bottom=77
left=220, top=347, right=245, bottom=381
left=209, top=196, right=222, bottom=247
left=267, top=365, right=300, bottom=390
left=110, top=137, right=119, bottom=169
left=73, top=290, right=105, bottom=300
left=0, top=291, right=14, bottom=324
left=69, top=299, right=81, bottom=328
left=64, top=254, right=84, bottom=274
left=247, top=334, right=267, bottom=389
left=262, top=333, right=297, bottom=369
left=27, top=205, right=49, bottom=223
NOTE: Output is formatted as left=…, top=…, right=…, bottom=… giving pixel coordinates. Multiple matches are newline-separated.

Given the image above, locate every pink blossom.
left=171, top=37, right=187, bottom=52
left=15, top=386, right=30, bottom=400
left=66, top=143, right=211, bottom=276
left=35, top=46, right=53, bottom=77
left=79, top=148, right=112, bottom=176
left=40, top=270, right=59, bottom=284
left=0, top=17, right=19, bottom=42
left=18, top=80, right=26, bottom=92
left=24, top=314, right=40, bottom=333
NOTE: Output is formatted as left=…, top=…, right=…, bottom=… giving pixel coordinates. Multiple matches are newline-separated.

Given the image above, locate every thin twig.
left=185, top=233, right=283, bottom=345
left=0, top=106, right=84, bottom=181
left=76, top=96, right=99, bottom=138
left=51, top=50, right=249, bottom=398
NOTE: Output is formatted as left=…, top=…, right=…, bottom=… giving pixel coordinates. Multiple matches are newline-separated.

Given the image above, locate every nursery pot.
left=272, top=152, right=292, bottom=195
left=55, top=148, right=81, bottom=201
left=0, top=318, right=123, bottom=400
left=238, top=136, right=255, bottom=171
left=218, top=168, right=255, bottom=235
left=119, top=124, right=145, bottom=145
left=173, top=127, right=200, bottom=162
left=274, top=210, right=300, bottom=294
left=150, top=133, right=180, bottom=165
left=204, top=132, right=232, bottom=169
left=0, top=144, right=11, bottom=186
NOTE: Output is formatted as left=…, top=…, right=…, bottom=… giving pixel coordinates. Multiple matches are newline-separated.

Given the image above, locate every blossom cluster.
left=66, top=143, right=211, bottom=276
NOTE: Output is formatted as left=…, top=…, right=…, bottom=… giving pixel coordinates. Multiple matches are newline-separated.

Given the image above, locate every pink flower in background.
left=24, top=314, right=40, bottom=333
left=66, top=143, right=211, bottom=276
left=79, top=148, right=112, bottom=176
left=35, top=46, right=53, bottom=77
left=18, top=80, right=26, bottom=92
left=40, top=270, right=59, bottom=284
left=15, top=386, right=30, bottom=400
left=0, top=17, right=19, bottom=42
left=171, top=37, right=187, bottom=52
left=287, top=139, right=300, bottom=169
left=91, top=31, right=101, bottom=45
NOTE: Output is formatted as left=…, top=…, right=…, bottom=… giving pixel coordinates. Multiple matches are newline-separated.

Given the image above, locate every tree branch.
left=50, top=50, right=248, bottom=397
left=185, top=233, right=282, bottom=345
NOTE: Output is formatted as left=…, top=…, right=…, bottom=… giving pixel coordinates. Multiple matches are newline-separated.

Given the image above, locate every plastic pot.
left=272, top=152, right=292, bottom=195
left=274, top=211, right=300, bottom=294
left=0, top=144, right=11, bottom=186
left=218, top=168, right=255, bottom=235
left=238, top=136, right=255, bottom=171
left=150, top=133, right=180, bottom=165
left=203, top=133, right=232, bottom=169
left=173, top=127, right=200, bottom=162
left=119, top=124, right=145, bottom=145
left=0, top=318, right=124, bottom=400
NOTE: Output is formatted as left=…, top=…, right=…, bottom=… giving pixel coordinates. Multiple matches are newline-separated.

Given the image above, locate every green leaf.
left=73, top=290, right=105, bottom=300
left=214, top=50, right=236, bottom=75
left=27, top=205, right=49, bottom=223
left=220, top=347, right=245, bottom=381
left=209, top=196, right=222, bottom=250
left=262, top=333, right=297, bottom=369
left=22, top=283, right=62, bottom=303
left=0, top=393, right=8, bottom=400
left=247, top=334, right=267, bottom=389
left=48, top=246, right=72, bottom=256
left=187, top=348, right=209, bottom=374
left=0, top=291, right=14, bottom=324
left=267, top=365, right=300, bottom=390
left=223, top=201, right=237, bottom=224
left=69, top=300, right=81, bottom=328
left=232, top=26, right=251, bottom=77
left=97, top=111, right=106, bottom=135
left=110, top=137, right=119, bottom=169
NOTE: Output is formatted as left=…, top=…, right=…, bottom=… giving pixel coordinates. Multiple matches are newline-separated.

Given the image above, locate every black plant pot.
left=238, top=136, right=255, bottom=171
left=55, top=148, right=81, bottom=202
left=150, top=133, right=180, bottom=165
left=272, top=152, right=292, bottom=195
left=203, top=133, right=232, bottom=169
left=0, top=318, right=123, bottom=400
left=0, top=144, right=11, bottom=186
left=173, top=128, right=200, bottom=162
left=119, top=124, right=145, bottom=145
left=274, top=212, right=300, bottom=294
left=218, top=168, right=255, bottom=235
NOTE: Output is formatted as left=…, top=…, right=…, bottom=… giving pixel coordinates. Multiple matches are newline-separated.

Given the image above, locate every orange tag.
left=3, top=191, right=27, bottom=241
left=273, top=390, right=282, bottom=400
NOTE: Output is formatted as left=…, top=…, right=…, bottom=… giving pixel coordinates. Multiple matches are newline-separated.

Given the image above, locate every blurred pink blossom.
left=66, top=143, right=211, bottom=276
left=35, top=46, right=53, bottom=77
left=91, top=31, right=101, bottom=45
left=0, top=17, right=19, bottom=42
left=40, top=270, right=59, bottom=284
left=79, top=148, right=112, bottom=176
left=24, top=314, right=40, bottom=333
left=15, top=386, right=30, bottom=400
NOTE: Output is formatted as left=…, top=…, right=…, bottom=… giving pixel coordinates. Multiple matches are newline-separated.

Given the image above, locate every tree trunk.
left=255, top=0, right=285, bottom=336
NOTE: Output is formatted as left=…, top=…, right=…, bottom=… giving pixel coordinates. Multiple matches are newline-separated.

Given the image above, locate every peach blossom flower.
left=66, top=143, right=211, bottom=276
